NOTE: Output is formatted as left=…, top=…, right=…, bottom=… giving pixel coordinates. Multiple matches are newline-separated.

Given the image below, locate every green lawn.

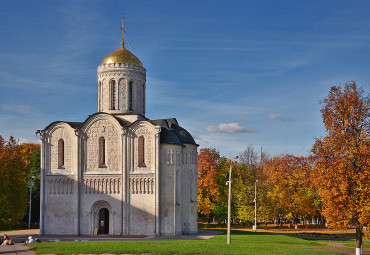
left=342, top=241, right=370, bottom=249
left=30, top=230, right=349, bottom=255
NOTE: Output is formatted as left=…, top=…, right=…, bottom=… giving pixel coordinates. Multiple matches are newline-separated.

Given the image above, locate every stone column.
left=38, top=131, right=46, bottom=235
left=154, top=126, right=161, bottom=235
left=75, top=130, right=82, bottom=235
left=121, top=128, right=127, bottom=235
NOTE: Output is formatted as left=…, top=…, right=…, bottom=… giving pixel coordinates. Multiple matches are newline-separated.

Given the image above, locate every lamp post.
left=253, top=179, right=258, bottom=232
left=227, top=156, right=238, bottom=244
left=28, top=176, right=35, bottom=229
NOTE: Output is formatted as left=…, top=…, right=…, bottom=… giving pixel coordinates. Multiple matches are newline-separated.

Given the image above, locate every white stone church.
left=37, top=27, right=198, bottom=236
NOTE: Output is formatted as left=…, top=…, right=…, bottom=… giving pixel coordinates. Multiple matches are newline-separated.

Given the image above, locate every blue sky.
left=1, top=1, right=370, bottom=157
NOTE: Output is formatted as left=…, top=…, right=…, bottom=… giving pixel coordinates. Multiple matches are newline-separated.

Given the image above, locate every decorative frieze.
left=130, top=176, right=154, bottom=194
left=83, top=175, right=121, bottom=194
left=47, top=177, right=73, bottom=195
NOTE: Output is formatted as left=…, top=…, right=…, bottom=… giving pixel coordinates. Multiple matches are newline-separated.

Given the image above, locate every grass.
left=30, top=230, right=349, bottom=255
left=342, top=241, right=370, bottom=249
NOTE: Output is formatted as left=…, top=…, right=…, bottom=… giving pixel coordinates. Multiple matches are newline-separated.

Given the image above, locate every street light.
left=227, top=156, right=238, bottom=245
left=253, top=179, right=258, bottom=232
left=28, top=176, right=35, bottom=229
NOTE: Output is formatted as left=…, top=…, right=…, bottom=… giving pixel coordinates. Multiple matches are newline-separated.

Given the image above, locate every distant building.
left=38, top=23, right=198, bottom=236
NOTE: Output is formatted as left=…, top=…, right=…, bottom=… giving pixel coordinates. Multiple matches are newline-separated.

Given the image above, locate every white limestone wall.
left=187, top=144, right=198, bottom=234
left=131, top=125, right=154, bottom=174
left=49, top=125, right=74, bottom=174
left=44, top=175, right=76, bottom=234
left=44, top=124, right=78, bottom=235
left=80, top=179, right=122, bottom=235
left=129, top=174, right=155, bottom=235
left=160, top=144, right=182, bottom=235
left=127, top=123, right=157, bottom=235
left=179, top=145, right=198, bottom=234
left=97, top=63, right=146, bottom=115
left=85, top=118, right=120, bottom=173
left=181, top=147, right=190, bottom=234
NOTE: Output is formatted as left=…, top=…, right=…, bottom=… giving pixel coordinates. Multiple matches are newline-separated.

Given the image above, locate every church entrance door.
left=98, top=208, right=109, bottom=234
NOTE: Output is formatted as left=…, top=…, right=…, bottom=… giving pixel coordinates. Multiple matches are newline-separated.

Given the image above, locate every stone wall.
left=85, top=118, right=120, bottom=173
left=97, top=63, right=146, bottom=115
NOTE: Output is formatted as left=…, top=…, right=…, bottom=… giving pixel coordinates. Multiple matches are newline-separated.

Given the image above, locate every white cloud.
left=269, top=113, right=293, bottom=122
left=204, top=122, right=257, bottom=134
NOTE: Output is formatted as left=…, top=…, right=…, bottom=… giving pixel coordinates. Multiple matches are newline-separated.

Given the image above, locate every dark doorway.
left=98, top=208, right=109, bottom=234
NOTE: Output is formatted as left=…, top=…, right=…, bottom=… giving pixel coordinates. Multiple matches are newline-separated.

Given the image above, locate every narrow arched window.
left=98, top=81, right=102, bottom=111
left=128, top=81, right=133, bottom=111
left=110, top=80, right=116, bottom=110
left=138, top=136, right=145, bottom=167
left=99, top=137, right=106, bottom=167
left=58, top=139, right=64, bottom=168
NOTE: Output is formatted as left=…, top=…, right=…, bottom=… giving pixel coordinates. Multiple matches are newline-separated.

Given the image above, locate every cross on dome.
left=119, top=14, right=126, bottom=48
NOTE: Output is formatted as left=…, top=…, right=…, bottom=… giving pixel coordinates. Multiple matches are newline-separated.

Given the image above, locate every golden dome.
left=101, top=46, right=143, bottom=67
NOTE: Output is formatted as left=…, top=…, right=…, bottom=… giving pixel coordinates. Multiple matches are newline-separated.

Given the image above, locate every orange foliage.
left=17, top=143, right=40, bottom=169
left=312, top=82, right=370, bottom=240
left=0, top=136, right=29, bottom=227
left=197, top=148, right=220, bottom=216
left=266, top=155, right=318, bottom=220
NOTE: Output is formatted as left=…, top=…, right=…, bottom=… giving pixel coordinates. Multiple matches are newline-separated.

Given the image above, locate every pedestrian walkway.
left=0, top=229, right=222, bottom=255
left=1, top=229, right=221, bottom=243
left=0, top=243, right=36, bottom=255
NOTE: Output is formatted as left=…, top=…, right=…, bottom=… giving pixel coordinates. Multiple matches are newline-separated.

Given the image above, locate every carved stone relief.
left=132, top=127, right=153, bottom=173
left=118, top=79, right=126, bottom=111
left=47, top=176, right=73, bottom=195
left=50, top=127, right=72, bottom=174
left=130, top=175, right=154, bottom=194
left=86, top=119, right=120, bottom=172
left=83, top=175, right=121, bottom=194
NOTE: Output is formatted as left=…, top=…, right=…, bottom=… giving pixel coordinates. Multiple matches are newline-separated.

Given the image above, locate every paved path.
left=0, top=243, right=35, bottom=255
left=0, top=229, right=222, bottom=255
left=0, top=229, right=221, bottom=243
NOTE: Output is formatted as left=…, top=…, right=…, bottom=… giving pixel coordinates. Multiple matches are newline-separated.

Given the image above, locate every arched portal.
left=91, top=200, right=112, bottom=235
left=98, top=208, right=109, bottom=234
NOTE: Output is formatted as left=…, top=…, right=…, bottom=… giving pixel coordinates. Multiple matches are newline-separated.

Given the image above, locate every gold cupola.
left=100, top=17, right=143, bottom=67
left=97, top=16, right=146, bottom=118
left=100, top=44, right=143, bottom=67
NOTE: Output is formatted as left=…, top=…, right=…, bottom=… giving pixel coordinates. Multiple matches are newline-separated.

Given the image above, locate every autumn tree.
left=312, top=82, right=370, bottom=253
left=266, top=154, right=318, bottom=227
left=255, top=159, right=276, bottom=224
left=0, top=136, right=28, bottom=228
left=197, top=148, right=221, bottom=221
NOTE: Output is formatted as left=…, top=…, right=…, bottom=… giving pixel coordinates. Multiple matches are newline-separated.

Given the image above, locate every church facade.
left=37, top=32, right=198, bottom=236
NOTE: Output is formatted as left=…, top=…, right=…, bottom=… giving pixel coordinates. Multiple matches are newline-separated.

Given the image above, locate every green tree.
left=213, top=157, right=239, bottom=223
left=27, top=149, right=41, bottom=225
left=232, top=162, right=256, bottom=222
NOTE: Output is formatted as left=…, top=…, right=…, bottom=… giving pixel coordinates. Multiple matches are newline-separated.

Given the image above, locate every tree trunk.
left=356, top=224, right=363, bottom=255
